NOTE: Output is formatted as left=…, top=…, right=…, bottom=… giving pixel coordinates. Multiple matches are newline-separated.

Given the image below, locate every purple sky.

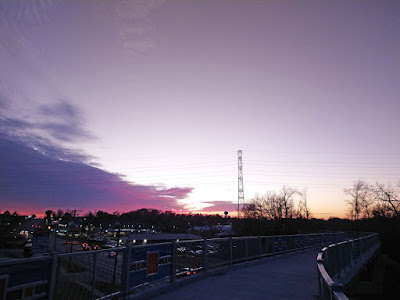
left=1, top=0, right=399, bottom=217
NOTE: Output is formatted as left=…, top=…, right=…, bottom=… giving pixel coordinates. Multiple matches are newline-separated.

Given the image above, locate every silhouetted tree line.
left=238, top=181, right=400, bottom=263
left=43, top=208, right=228, bottom=233
left=241, top=186, right=311, bottom=220
left=0, top=211, right=28, bottom=247
left=344, top=180, right=400, bottom=220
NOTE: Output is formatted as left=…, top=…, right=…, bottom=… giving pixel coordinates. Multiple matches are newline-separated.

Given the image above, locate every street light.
left=68, top=221, right=76, bottom=254
left=112, top=221, right=121, bottom=285
left=114, top=222, right=121, bottom=247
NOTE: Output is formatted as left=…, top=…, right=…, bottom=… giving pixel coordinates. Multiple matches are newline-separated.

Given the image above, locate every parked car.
left=176, top=267, right=201, bottom=278
left=93, top=245, right=100, bottom=250
left=176, top=247, right=186, bottom=255
left=190, top=249, right=202, bottom=257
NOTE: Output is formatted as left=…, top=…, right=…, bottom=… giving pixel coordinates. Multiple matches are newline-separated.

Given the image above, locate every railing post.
left=272, top=236, right=275, bottom=255
left=318, top=271, right=325, bottom=300
left=350, top=240, right=355, bottom=267
left=112, top=249, right=118, bottom=285
left=202, top=238, right=208, bottom=273
left=258, top=236, right=262, bottom=259
left=245, top=238, right=248, bottom=261
left=48, top=252, right=58, bottom=300
left=188, top=242, right=192, bottom=273
left=171, top=241, right=176, bottom=283
left=284, top=235, right=288, bottom=253
left=90, top=252, right=97, bottom=300
left=330, top=282, right=343, bottom=300
left=123, top=245, right=131, bottom=299
left=229, top=237, right=233, bottom=266
left=317, top=255, right=324, bottom=299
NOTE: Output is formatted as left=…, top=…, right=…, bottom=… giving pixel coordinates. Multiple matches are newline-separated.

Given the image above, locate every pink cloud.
left=197, top=201, right=238, bottom=214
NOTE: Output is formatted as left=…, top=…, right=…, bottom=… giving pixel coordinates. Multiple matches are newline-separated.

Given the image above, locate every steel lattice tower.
left=238, top=150, right=244, bottom=218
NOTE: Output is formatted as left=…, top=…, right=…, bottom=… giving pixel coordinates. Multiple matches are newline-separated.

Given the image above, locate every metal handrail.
left=1, top=231, right=349, bottom=300
left=316, top=233, right=380, bottom=300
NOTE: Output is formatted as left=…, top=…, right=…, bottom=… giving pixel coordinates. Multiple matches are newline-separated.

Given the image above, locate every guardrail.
left=1, top=232, right=345, bottom=300
left=316, top=233, right=381, bottom=300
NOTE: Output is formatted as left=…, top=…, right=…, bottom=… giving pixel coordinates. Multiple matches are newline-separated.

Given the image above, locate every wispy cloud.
left=37, top=100, right=96, bottom=143
left=113, top=0, right=165, bottom=55
left=0, top=0, right=56, bottom=54
left=1, top=99, right=96, bottom=161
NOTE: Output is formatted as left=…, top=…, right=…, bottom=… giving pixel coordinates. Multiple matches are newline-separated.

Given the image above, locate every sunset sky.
left=1, top=0, right=399, bottom=218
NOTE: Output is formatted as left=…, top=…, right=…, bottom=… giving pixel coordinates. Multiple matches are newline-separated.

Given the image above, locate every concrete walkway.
left=152, top=248, right=320, bottom=300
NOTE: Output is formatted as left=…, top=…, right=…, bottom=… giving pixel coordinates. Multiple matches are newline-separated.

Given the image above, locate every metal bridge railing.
left=316, top=233, right=381, bottom=300
left=1, top=232, right=346, bottom=300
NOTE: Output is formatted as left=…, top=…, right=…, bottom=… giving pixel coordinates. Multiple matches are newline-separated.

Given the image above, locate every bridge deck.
left=153, top=248, right=320, bottom=300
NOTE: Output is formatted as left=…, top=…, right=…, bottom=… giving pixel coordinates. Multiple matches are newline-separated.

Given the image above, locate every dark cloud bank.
left=0, top=136, right=193, bottom=214
left=0, top=100, right=193, bottom=214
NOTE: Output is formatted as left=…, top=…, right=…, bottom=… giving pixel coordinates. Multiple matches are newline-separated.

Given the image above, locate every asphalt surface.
left=152, top=248, right=320, bottom=300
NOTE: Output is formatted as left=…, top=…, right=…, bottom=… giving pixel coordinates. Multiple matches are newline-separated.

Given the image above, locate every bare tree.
left=242, top=194, right=265, bottom=219
left=344, top=180, right=370, bottom=220
left=264, top=191, right=284, bottom=220
left=372, top=181, right=400, bottom=218
left=244, top=186, right=309, bottom=220
left=362, top=190, right=375, bottom=218
left=280, top=186, right=297, bottom=219
left=371, top=201, right=392, bottom=218
left=299, top=188, right=311, bottom=219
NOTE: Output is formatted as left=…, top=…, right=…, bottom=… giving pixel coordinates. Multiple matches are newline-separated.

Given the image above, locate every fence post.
left=350, top=240, right=354, bottom=267
left=123, top=245, right=131, bottom=300
left=48, top=253, right=58, bottom=300
left=272, top=236, right=275, bottom=255
left=112, top=249, right=119, bottom=285
left=188, top=242, right=192, bottom=274
left=317, top=270, right=324, bottom=300
left=171, top=241, right=176, bottom=283
left=245, top=238, right=248, bottom=261
left=229, top=237, right=233, bottom=266
left=317, top=255, right=324, bottom=300
left=202, top=238, right=208, bottom=273
left=90, top=252, right=97, bottom=300
left=258, top=236, right=262, bottom=259
left=284, top=235, right=288, bottom=253
left=331, top=282, right=343, bottom=300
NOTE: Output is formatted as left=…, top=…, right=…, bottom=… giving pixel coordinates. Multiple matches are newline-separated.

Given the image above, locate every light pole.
left=68, top=221, right=76, bottom=254
left=113, top=221, right=121, bottom=285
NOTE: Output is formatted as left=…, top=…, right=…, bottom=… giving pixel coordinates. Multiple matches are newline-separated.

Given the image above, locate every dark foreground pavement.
left=152, top=248, right=320, bottom=300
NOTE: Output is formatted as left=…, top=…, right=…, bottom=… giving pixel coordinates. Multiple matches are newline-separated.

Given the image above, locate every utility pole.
left=238, top=150, right=244, bottom=219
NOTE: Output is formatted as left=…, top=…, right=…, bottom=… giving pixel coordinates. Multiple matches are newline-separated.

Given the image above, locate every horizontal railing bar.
left=0, top=256, right=52, bottom=266
left=176, top=239, right=204, bottom=244
left=58, top=246, right=125, bottom=257
left=133, top=242, right=173, bottom=248
left=6, top=280, right=48, bottom=291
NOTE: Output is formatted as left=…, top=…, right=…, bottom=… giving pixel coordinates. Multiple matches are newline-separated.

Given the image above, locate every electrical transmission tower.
left=238, top=150, right=244, bottom=218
